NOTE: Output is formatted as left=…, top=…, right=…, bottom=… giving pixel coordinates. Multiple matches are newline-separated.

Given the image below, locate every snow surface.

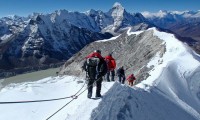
left=127, top=27, right=144, bottom=36
left=96, top=35, right=121, bottom=42
left=0, top=34, right=12, bottom=41
left=0, top=28, right=200, bottom=120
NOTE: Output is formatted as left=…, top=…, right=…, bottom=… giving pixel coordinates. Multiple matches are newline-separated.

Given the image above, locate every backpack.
left=83, top=57, right=100, bottom=79
left=106, top=59, right=116, bottom=70
left=84, top=56, right=108, bottom=78
left=86, top=57, right=100, bottom=67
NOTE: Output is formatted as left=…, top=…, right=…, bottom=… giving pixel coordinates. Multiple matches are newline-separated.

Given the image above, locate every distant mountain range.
left=142, top=10, right=200, bottom=41
left=0, top=2, right=199, bottom=76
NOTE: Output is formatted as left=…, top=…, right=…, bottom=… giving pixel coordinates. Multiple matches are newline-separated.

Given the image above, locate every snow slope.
left=137, top=28, right=200, bottom=119
left=0, top=76, right=114, bottom=120
left=0, top=28, right=200, bottom=120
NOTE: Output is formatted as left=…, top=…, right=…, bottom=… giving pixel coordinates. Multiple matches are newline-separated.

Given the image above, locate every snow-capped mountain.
left=103, top=2, right=148, bottom=33
left=0, top=14, right=112, bottom=69
left=0, top=15, right=31, bottom=35
left=0, top=2, right=150, bottom=75
left=85, top=2, right=148, bottom=33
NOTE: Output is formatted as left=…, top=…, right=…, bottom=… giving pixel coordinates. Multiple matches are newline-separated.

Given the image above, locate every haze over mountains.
left=0, top=2, right=199, bottom=77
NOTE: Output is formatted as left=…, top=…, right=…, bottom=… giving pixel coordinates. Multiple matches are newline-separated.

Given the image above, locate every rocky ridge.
left=60, top=27, right=165, bottom=84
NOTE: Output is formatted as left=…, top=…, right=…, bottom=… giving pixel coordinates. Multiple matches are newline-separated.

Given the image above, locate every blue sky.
left=0, top=0, right=199, bottom=17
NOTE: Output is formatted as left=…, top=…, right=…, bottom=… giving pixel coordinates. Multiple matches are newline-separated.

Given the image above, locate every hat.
left=94, top=50, right=101, bottom=54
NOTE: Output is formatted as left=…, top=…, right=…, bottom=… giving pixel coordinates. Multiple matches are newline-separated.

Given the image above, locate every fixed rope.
left=0, top=95, right=76, bottom=104
left=0, top=76, right=103, bottom=120
left=0, top=78, right=85, bottom=104
left=46, top=77, right=102, bottom=120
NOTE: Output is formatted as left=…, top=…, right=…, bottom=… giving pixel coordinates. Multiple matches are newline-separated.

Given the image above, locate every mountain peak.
left=113, top=2, right=124, bottom=10
left=110, top=2, right=125, bottom=16
left=85, top=9, right=98, bottom=16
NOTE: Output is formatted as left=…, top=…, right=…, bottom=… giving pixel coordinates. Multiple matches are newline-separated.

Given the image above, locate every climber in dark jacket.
left=82, top=50, right=107, bottom=98
left=117, top=66, right=125, bottom=84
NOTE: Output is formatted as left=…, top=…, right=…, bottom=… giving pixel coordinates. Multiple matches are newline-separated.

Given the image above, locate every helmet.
left=94, top=50, right=101, bottom=54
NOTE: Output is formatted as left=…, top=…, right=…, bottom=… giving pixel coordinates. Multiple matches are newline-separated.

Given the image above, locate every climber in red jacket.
left=126, top=74, right=136, bottom=86
left=104, top=53, right=116, bottom=82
